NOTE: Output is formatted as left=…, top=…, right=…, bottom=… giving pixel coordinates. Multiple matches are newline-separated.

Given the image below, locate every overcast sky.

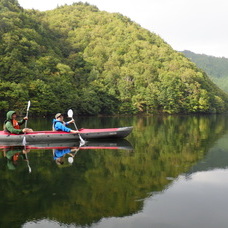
left=18, top=0, right=228, bottom=58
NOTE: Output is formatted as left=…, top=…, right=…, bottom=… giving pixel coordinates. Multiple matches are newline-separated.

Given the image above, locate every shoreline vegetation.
left=12, top=112, right=228, bottom=119
left=1, top=0, right=228, bottom=116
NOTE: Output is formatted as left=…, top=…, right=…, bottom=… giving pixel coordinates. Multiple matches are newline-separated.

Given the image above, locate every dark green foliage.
left=182, top=50, right=228, bottom=93
left=0, top=0, right=228, bottom=115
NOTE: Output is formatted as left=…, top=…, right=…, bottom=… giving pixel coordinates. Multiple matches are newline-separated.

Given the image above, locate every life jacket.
left=12, top=153, right=20, bottom=162
left=3, top=119, right=20, bottom=133
left=12, top=119, right=20, bottom=129
left=52, top=120, right=60, bottom=131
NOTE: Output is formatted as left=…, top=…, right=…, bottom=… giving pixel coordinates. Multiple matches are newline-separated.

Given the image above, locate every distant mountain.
left=181, top=50, right=228, bottom=92
left=0, top=1, right=228, bottom=115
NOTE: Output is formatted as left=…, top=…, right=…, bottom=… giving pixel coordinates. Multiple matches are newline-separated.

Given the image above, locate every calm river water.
left=1, top=114, right=228, bottom=228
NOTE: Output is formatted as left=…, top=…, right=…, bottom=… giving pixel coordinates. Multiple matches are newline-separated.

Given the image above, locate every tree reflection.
left=0, top=115, right=228, bottom=227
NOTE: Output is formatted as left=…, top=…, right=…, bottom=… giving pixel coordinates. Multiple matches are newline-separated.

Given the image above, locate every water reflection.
left=2, top=146, right=30, bottom=171
left=0, top=139, right=133, bottom=169
left=188, top=133, right=228, bottom=174
left=0, top=115, right=228, bottom=228
left=53, top=147, right=79, bottom=165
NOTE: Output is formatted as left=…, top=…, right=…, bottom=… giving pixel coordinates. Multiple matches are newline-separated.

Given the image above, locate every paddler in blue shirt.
left=52, top=113, right=79, bottom=133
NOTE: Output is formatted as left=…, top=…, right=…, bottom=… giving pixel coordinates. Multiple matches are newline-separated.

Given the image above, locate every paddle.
left=68, top=148, right=80, bottom=164
left=22, top=100, right=31, bottom=146
left=22, top=100, right=31, bottom=173
left=24, top=150, right=32, bottom=173
left=67, top=109, right=85, bottom=146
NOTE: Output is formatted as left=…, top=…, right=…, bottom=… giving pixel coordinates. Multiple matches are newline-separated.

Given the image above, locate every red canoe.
left=0, top=127, right=133, bottom=143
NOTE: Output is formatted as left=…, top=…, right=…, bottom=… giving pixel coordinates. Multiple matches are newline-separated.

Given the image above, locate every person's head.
left=56, top=157, right=64, bottom=165
left=55, top=113, right=63, bottom=120
left=6, top=111, right=17, bottom=120
left=12, top=113, right=17, bottom=119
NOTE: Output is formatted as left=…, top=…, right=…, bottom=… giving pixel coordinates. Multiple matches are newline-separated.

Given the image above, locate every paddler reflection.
left=53, top=147, right=80, bottom=165
left=2, top=146, right=30, bottom=171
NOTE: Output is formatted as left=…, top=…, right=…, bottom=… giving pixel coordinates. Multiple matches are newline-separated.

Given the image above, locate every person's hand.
left=71, top=148, right=80, bottom=152
left=23, top=149, right=30, bottom=154
left=23, top=117, right=28, bottom=120
left=22, top=128, right=33, bottom=133
left=70, top=130, right=79, bottom=134
left=68, top=119, right=75, bottom=124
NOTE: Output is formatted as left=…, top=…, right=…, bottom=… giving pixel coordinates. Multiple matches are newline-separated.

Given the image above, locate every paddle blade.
left=27, top=161, right=32, bottom=173
left=67, top=109, right=73, bottom=118
left=79, top=135, right=86, bottom=146
left=68, top=157, right=74, bottom=164
left=27, top=100, right=31, bottom=112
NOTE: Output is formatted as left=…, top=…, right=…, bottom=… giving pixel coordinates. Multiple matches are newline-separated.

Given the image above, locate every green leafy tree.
left=0, top=1, right=227, bottom=115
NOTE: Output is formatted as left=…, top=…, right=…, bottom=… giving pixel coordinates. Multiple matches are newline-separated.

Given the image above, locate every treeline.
left=1, top=0, right=228, bottom=115
left=182, top=50, right=228, bottom=92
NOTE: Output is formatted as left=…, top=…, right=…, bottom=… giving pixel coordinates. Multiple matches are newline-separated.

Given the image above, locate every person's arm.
left=55, top=122, right=72, bottom=132
left=5, top=122, right=23, bottom=134
left=65, top=119, right=75, bottom=126
left=18, top=118, right=26, bottom=126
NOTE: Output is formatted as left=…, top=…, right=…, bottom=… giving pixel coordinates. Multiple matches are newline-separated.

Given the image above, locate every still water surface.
left=1, top=114, right=228, bottom=228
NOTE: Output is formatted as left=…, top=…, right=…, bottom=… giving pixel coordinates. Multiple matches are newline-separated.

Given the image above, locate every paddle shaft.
left=25, top=110, right=29, bottom=128
left=24, top=100, right=31, bottom=128
left=24, top=152, right=31, bottom=173
left=67, top=109, right=85, bottom=145
left=71, top=118, right=85, bottom=143
left=23, top=101, right=32, bottom=173
left=73, top=121, right=78, bottom=131
left=23, top=101, right=31, bottom=145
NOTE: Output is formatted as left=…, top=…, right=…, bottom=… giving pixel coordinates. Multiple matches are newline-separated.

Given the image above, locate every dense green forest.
left=1, top=0, right=228, bottom=116
left=182, top=50, right=228, bottom=93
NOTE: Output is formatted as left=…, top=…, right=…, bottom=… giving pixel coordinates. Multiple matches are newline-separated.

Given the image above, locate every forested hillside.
left=182, top=50, right=228, bottom=92
left=1, top=0, right=228, bottom=115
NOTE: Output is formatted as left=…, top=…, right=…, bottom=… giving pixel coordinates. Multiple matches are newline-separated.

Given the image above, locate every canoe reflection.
left=0, top=139, right=133, bottom=150
left=1, top=139, right=133, bottom=168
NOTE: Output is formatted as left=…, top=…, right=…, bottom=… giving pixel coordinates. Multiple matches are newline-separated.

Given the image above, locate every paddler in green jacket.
left=3, top=111, right=33, bottom=134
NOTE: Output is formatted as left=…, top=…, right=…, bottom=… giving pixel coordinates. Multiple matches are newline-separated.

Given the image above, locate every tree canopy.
left=182, top=50, right=228, bottom=93
left=0, top=0, right=228, bottom=115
